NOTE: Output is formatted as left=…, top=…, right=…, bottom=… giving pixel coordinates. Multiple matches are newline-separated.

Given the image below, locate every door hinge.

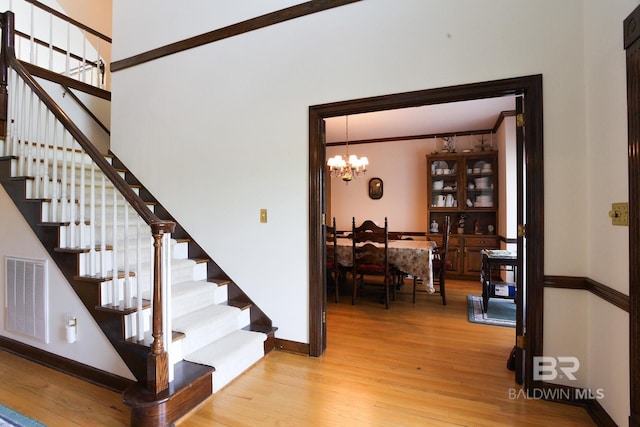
left=517, top=224, right=527, bottom=238
left=322, top=213, right=326, bottom=225
left=516, top=113, right=525, bottom=127
left=516, top=334, right=525, bottom=349
left=322, top=311, right=326, bottom=323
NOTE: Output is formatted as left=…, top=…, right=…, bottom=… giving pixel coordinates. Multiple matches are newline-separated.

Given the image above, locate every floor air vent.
left=5, top=257, right=48, bottom=343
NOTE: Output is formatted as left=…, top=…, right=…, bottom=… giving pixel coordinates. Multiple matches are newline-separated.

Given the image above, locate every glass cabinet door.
left=430, top=158, right=459, bottom=209
left=463, top=156, right=495, bottom=209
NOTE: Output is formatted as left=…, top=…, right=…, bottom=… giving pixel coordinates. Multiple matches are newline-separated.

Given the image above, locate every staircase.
left=0, top=10, right=275, bottom=426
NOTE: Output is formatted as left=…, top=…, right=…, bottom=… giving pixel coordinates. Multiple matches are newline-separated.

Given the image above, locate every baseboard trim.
left=538, top=382, right=616, bottom=427
left=274, top=338, right=310, bottom=355
left=544, top=275, right=629, bottom=312
left=0, top=335, right=134, bottom=392
left=586, top=398, right=619, bottom=427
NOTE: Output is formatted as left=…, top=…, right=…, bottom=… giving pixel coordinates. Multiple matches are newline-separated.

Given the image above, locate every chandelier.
left=327, top=115, right=369, bottom=182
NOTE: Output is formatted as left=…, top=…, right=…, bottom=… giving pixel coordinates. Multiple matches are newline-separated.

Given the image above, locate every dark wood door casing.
left=308, top=75, right=544, bottom=393
left=624, top=4, right=640, bottom=426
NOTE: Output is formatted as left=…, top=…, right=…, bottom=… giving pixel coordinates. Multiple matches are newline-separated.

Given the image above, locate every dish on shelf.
left=474, top=160, right=487, bottom=170
left=433, top=180, right=444, bottom=190
left=475, top=177, right=489, bottom=188
left=432, top=161, right=448, bottom=174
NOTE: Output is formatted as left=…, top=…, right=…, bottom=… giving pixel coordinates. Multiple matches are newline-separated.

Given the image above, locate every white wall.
left=0, top=187, right=134, bottom=380
left=110, top=1, right=633, bottom=422
left=583, top=0, right=636, bottom=422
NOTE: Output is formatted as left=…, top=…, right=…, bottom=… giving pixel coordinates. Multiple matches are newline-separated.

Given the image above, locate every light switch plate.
left=609, top=202, right=629, bottom=226
left=260, top=209, right=267, bottom=223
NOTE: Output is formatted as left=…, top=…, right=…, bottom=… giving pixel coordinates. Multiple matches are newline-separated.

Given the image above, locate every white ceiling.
left=324, top=95, right=516, bottom=143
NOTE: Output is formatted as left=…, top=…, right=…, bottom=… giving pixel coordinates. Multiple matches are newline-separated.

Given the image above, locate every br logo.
left=533, top=356, right=580, bottom=381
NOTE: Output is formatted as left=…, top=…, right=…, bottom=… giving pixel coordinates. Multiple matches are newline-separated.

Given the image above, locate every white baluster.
left=65, top=22, right=70, bottom=77
left=78, top=147, right=86, bottom=248
left=124, top=203, right=131, bottom=309
left=136, top=217, right=144, bottom=339
left=17, top=79, right=26, bottom=176
left=9, top=69, right=18, bottom=157
left=51, top=120, right=59, bottom=222
left=60, top=130, right=68, bottom=225
left=42, top=111, right=50, bottom=199
left=48, top=14, right=53, bottom=71
left=100, top=173, right=107, bottom=278
left=96, top=38, right=101, bottom=88
left=29, top=3, right=34, bottom=64
left=163, top=232, right=173, bottom=382
left=89, top=163, right=96, bottom=276
left=34, top=99, right=44, bottom=197
left=81, top=30, right=86, bottom=83
left=112, top=190, right=119, bottom=307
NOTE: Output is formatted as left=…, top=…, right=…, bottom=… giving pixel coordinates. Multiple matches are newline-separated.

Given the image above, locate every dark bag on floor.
left=506, top=346, right=516, bottom=371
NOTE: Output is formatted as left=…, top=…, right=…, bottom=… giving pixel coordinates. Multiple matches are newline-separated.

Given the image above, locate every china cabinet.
left=426, top=151, right=499, bottom=279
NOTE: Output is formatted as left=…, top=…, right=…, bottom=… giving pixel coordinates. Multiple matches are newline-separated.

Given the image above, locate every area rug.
left=467, top=295, right=515, bottom=328
left=0, top=404, right=45, bottom=427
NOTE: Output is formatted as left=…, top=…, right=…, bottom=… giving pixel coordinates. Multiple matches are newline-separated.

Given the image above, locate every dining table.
left=335, top=237, right=437, bottom=292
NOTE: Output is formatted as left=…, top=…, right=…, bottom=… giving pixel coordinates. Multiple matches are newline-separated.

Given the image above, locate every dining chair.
left=414, top=215, right=451, bottom=305
left=325, top=217, right=342, bottom=303
left=352, top=217, right=393, bottom=308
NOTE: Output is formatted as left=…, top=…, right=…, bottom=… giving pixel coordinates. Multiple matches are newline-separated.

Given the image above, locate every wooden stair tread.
left=209, top=278, right=232, bottom=286
left=55, top=245, right=114, bottom=254
left=95, top=298, right=151, bottom=315
left=243, top=324, right=278, bottom=335
left=74, top=270, right=136, bottom=282
left=228, top=299, right=253, bottom=310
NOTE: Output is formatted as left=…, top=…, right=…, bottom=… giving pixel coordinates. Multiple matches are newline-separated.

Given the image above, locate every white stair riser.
left=123, top=308, right=152, bottom=340
left=171, top=282, right=229, bottom=319
left=98, top=277, right=150, bottom=308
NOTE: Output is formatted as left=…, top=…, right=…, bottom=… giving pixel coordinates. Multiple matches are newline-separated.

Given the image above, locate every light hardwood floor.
left=0, top=279, right=596, bottom=426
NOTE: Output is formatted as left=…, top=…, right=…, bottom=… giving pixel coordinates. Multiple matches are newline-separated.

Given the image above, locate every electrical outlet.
left=260, top=209, right=267, bottom=223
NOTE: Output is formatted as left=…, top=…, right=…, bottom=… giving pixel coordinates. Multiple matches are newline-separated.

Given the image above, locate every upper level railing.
left=3, top=0, right=110, bottom=90
left=0, top=11, right=170, bottom=393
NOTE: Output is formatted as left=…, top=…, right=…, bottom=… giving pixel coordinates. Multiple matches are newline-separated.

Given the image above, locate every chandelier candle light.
left=327, top=115, right=369, bottom=182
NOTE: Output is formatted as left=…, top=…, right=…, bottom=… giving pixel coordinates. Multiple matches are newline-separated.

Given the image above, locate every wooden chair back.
left=325, top=217, right=340, bottom=302
left=352, top=218, right=387, bottom=244
left=352, top=217, right=391, bottom=308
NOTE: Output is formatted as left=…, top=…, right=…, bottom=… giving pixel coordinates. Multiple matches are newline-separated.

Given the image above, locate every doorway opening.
left=308, top=75, right=543, bottom=391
